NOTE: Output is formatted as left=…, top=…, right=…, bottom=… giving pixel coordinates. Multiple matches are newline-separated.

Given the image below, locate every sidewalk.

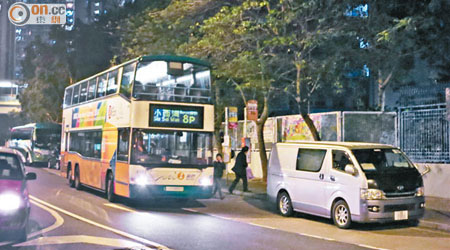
left=219, top=178, right=450, bottom=232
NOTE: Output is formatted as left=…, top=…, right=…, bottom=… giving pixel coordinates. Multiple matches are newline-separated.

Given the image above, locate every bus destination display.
left=149, top=104, right=204, bottom=129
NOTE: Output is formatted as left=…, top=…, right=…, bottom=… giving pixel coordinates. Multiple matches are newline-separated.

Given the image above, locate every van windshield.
left=352, top=148, right=415, bottom=173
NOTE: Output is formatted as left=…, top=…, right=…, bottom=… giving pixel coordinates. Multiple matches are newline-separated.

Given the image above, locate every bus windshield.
left=133, top=61, right=211, bottom=103
left=352, top=148, right=416, bottom=173
left=35, top=128, right=61, bottom=149
left=131, top=129, right=213, bottom=166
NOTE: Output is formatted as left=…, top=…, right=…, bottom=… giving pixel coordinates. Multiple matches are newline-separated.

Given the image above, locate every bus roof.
left=11, top=123, right=61, bottom=130
left=140, top=55, right=210, bottom=67
left=68, top=54, right=210, bottom=88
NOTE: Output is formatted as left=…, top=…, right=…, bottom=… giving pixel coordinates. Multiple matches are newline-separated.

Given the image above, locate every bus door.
left=101, top=128, right=119, bottom=190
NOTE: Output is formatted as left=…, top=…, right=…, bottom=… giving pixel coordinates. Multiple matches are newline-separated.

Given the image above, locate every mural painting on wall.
left=282, top=115, right=321, bottom=141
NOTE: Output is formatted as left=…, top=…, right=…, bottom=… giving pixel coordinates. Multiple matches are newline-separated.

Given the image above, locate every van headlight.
left=361, top=188, right=386, bottom=200
left=0, top=193, right=22, bottom=212
left=199, top=177, right=213, bottom=186
left=416, top=186, right=425, bottom=197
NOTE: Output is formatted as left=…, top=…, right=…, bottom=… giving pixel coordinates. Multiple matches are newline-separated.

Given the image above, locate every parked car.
left=0, top=147, right=36, bottom=242
left=267, top=142, right=426, bottom=229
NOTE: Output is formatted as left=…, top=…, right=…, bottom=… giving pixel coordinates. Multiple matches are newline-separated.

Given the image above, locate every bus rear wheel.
left=106, top=173, right=116, bottom=203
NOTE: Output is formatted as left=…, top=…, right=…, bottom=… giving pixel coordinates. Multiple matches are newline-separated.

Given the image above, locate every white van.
left=267, top=142, right=426, bottom=229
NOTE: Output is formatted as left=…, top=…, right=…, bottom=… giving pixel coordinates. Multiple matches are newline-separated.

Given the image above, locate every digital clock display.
left=149, top=104, right=204, bottom=129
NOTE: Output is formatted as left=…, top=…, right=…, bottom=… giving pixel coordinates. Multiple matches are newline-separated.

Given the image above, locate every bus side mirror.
left=345, top=164, right=356, bottom=176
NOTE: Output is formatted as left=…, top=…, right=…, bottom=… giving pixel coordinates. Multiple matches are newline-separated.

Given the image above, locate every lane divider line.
left=30, top=196, right=171, bottom=250
left=28, top=200, right=65, bottom=239
left=104, top=203, right=138, bottom=213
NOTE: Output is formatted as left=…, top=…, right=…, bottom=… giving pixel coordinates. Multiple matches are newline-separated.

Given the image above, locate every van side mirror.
left=345, top=164, right=356, bottom=176
left=26, top=172, right=37, bottom=180
left=420, top=164, right=431, bottom=177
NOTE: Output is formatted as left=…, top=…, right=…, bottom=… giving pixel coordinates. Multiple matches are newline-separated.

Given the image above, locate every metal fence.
left=398, top=103, right=450, bottom=163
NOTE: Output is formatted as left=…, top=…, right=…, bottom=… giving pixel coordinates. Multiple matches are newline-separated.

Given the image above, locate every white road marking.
left=104, top=203, right=138, bottom=213
left=28, top=200, right=65, bottom=238
left=182, top=208, right=389, bottom=250
left=30, top=196, right=171, bottom=250
left=15, top=235, right=154, bottom=249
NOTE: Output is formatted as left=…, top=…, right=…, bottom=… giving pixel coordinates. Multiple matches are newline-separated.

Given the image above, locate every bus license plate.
left=165, top=186, right=184, bottom=192
left=394, top=210, right=408, bottom=220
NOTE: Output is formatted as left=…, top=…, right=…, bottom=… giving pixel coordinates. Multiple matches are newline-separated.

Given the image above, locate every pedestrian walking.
left=212, top=153, right=226, bottom=199
left=229, top=146, right=250, bottom=194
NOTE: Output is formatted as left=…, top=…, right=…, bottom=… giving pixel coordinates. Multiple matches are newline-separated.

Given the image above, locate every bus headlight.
left=0, top=193, right=22, bottom=212
left=199, top=177, right=213, bottom=186
left=135, top=175, right=150, bottom=186
left=416, top=186, right=425, bottom=197
left=361, top=188, right=386, bottom=200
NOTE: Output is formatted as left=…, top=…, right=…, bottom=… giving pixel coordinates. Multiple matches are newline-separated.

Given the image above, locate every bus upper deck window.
left=79, top=81, right=88, bottom=103
left=106, top=70, right=118, bottom=95
left=72, top=84, right=80, bottom=105
left=96, top=74, right=107, bottom=98
left=87, top=79, right=97, bottom=101
left=120, top=63, right=135, bottom=99
left=64, top=88, right=73, bottom=107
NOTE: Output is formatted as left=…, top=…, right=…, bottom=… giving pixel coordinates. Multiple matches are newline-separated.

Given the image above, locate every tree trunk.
left=256, top=96, right=269, bottom=181
left=300, top=111, right=321, bottom=141
left=378, top=86, right=386, bottom=112
left=214, top=81, right=224, bottom=156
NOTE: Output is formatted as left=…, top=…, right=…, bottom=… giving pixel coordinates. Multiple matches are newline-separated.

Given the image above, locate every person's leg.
left=212, top=178, right=218, bottom=196
left=243, top=173, right=249, bottom=192
left=216, top=178, right=224, bottom=199
left=229, top=174, right=240, bottom=193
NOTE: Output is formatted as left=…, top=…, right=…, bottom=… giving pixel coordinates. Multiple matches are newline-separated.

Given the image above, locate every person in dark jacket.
left=212, top=153, right=226, bottom=199
left=229, top=146, right=250, bottom=194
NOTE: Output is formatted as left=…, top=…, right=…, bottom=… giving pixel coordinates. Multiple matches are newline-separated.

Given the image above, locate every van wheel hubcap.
left=335, top=205, right=348, bottom=225
left=280, top=196, right=290, bottom=214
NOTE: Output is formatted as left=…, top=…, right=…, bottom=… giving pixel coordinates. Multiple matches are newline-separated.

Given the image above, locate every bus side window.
left=120, top=63, right=135, bottom=99
left=93, top=131, right=102, bottom=159
left=106, top=70, right=118, bottom=95
left=87, top=79, right=97, bottom=101
left=64, top=87, right=73, bottom=107
left=117, top=128, right=130, bottom=162
left=79, top=81, right=88, bottom=103
left=72, top=84, right=80, bottom=105
left=96, top=74, right=107, bottom=98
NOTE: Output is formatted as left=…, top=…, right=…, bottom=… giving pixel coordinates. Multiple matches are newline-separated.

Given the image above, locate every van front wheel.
left=277, top=192, right=293, bottom=217
left=332, top=200, right=352, bottom=229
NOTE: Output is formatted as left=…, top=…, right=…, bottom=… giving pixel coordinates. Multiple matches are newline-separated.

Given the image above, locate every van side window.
left=332, top=150, right=353, bottom=172
left=296, top=149, right=326, bottom=172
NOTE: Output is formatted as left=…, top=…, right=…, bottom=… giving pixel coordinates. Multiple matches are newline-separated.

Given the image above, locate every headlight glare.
left=135, top=175, right=150, bottom=186
left=200, top=177, right=213, bottom=186
left=0, top=193, right=22, bottom=212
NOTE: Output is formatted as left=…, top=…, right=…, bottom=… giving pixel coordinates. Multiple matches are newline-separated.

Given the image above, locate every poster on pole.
left=228, top=106, right=238, bottom=129
left=247, top=100, right=258, bottom=121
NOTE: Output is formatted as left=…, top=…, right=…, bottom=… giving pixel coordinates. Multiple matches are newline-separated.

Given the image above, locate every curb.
left=419, top=220, right=450, bottom=233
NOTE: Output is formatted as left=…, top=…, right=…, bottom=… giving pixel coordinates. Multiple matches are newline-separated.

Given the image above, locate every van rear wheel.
left=332, top=200, right=352, bottom=229
left=277, top=192, right=293, bottom=217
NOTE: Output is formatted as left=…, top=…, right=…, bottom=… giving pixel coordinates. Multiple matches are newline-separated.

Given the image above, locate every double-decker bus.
left=7, top=123, right=61, bottom=166
left=61, top=55, right=214, bottom=201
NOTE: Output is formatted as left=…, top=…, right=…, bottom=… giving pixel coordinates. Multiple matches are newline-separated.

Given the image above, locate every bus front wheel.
left=106, top=173, right=116, bottom=203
